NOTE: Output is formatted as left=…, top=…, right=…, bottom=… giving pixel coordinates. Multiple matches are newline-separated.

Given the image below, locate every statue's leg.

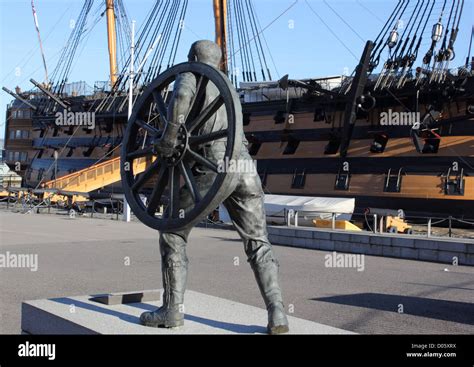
left=223, top=154, right=289, bottom=334
left=140, top=227, right=191, bottom=328
left=140, top=184, right=195, bottom=328
left=140, top=170, right=222, bottom=328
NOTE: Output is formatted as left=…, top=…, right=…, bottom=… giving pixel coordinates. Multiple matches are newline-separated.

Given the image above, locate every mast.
left=213, top=0, right=228, bottom=74
left=106, top=0, right=118, bottom=87
left=31, top=0, right=49, bottom=85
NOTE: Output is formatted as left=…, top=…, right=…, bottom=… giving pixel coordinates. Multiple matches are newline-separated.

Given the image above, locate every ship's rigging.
left=371, top=0, right=467, bottom=90
left=32, top=0, right=285, bottom=119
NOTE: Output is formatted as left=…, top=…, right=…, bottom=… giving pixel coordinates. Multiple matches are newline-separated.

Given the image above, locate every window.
left=291, top=169, right=306, bottom=189
left=243, top=113, right=251, bottom=126
left=249, top=142, right=262, bottom=156
left=324, top=135, right=341, bottom=155
left=12, top=110, right=31, bottom=119
left=83, top=146, right=95, bottom=157
left=274, top=111, right=286, bottom=124
left=9, top=130, right=31, bottom=139
left=370, top=133, right=388, bottom=153
left=283, top=139, right=300, bottom=155
left=335, top=171, right=350, bottom=191
left=314, top=108, right=326, bottom=122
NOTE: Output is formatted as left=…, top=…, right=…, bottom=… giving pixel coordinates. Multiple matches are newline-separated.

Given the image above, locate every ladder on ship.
left=41, top=156, right=152, bottom=199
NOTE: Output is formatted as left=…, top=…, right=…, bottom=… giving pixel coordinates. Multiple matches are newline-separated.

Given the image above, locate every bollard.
left=331, top=213, right=336, bottom=230
left=448, top=216, right=452, bottom=237
left=427, top=218, right=431, bottom=237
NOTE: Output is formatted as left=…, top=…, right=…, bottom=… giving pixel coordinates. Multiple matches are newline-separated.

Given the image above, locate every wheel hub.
left=154, top=125, right=189, bottom=167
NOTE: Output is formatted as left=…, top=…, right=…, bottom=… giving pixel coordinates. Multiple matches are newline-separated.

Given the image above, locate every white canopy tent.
left=219, top=194, right=355, bottom=227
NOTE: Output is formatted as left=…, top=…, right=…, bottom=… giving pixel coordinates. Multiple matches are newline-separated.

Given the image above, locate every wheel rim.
left=121, top=62, right=242, bottom=231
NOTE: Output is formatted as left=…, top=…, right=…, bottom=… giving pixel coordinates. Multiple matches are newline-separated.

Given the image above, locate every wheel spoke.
left=152, top=90, right=168, bottom=125
left=132, top=159, right=161, bottom=192
left=189, top=129, right=228, bottom=147
left=188, top=96, right=224, bottom=133
left=167, top=166, right=181, bottom=219
left=185, top=75, right=209, bottom=124
left=146, top=165, right=169, bottom=215
left=179, top=161, right=202, bottom=204
left=185, top=148, right=219, bottom=173
left=127, top=147, right=154, bottom=160
left=135, top=119, right=160, bottom=136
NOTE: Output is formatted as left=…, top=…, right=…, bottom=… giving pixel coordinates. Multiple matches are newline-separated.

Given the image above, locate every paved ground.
left=1, top=210, right=473, bottom=334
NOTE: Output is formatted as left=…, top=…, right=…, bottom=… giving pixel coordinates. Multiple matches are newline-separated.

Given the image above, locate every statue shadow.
left=51, top=298, right=266, bottom=334
left=312, top=293, right=474, bottom=325
left=129, top=302, right=267, bottom=334
left=52, top=297, right=141, bottom=325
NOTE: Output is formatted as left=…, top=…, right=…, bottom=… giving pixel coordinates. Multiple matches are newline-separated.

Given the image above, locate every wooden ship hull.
left=3, top=0, right=474, bottom=219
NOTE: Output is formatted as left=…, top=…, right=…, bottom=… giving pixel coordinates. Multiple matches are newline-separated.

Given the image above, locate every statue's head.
left=188, top=40, right=222, bottom=68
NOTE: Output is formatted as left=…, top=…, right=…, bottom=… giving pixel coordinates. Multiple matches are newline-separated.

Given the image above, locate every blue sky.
left=1, top=0, right=473, bottom=139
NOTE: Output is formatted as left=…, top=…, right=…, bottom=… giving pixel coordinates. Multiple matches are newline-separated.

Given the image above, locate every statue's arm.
left=157, top=74, right=195, bottom=157
left=168, top=73, right=195, bottom=125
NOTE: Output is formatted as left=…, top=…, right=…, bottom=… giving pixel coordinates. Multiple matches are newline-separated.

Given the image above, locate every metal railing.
left=282, top=209, right=474, bottom=240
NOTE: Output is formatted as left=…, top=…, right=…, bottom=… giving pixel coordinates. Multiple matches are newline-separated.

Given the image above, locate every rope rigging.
left=374, top=0, right=418, bottom=89
left=369, top=0, right=406, bottom=71
left=368, top=0, right=466, bottom=90
left=397, top=0, right=436, bottom=87
left=384, top=0, right=429, bottom=88
left=226, top=0, right=282, bottom=85
left=466, top=25, right=474, bottom=68
left=431, top=0, right=464, bottom=83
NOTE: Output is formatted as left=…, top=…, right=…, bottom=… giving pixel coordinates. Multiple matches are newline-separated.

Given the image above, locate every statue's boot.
left=251, top=260, right=289, bottom=335
left=140, top=261, right=187, bottom=328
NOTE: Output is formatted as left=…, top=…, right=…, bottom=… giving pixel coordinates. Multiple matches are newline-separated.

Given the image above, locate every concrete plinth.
left=21, top=290, right=354, bottom=335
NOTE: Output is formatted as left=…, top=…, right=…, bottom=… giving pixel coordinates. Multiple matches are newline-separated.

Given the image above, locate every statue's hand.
left=154, top=138, right=176, bottom=158
left=154, top=120, right=182, bottom=158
